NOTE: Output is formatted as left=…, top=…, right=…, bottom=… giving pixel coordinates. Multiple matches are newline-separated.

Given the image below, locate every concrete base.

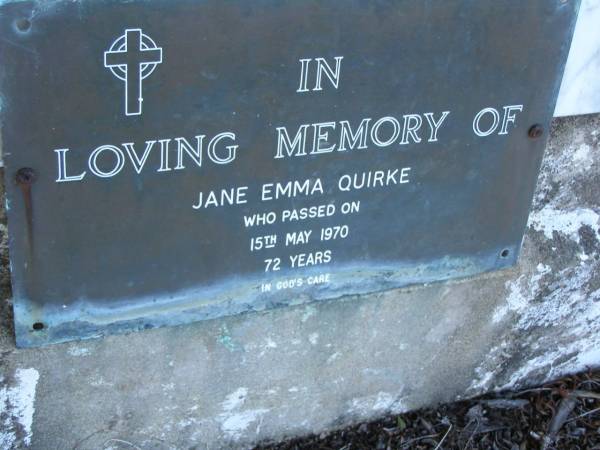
left=1, top=114, right=600, bottom=449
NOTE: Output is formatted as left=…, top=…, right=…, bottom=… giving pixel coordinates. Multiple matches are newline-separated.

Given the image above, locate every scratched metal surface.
left=0, top=0, right=580, bottom=347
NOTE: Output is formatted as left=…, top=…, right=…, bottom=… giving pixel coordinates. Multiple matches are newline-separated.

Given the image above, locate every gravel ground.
left=255, top=370, right=600, bottom=450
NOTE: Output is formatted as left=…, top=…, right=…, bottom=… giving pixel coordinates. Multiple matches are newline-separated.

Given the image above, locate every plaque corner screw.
left=528, top=124, right=544, bottom=139
left=14, top=18, right=31, bottom=33
left=15, top=167, right=36, bottom=185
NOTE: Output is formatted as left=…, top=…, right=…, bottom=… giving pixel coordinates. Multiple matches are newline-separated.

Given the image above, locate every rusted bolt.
left=528, top=124, right=544, bottom=139
left=15, top=18, right=31, bottom=33
left=15, top=167, right=36, bottom=185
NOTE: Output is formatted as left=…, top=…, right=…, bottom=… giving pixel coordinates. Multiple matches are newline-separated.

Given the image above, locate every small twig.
left=463, top=420, right=480, bottom=450
left=400, top=433, right=439, bottom=448
left=566, top=406, right=600, bottom=423
left=570, top=390, right=600, bottom=400
left=480, top=399, right=529, bottom=410
left=433, top=424, right=452, bottom=450
left=578, top=379, right=600, bottom=389
left=509, top=388, right=554, bottom=396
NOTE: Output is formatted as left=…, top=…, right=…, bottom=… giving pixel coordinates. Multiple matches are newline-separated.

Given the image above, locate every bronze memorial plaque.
left=0, top=0, right=580, bottom=346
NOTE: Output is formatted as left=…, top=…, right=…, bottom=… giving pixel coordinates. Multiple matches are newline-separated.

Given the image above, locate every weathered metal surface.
left=0, top=0, right=580, bottom=347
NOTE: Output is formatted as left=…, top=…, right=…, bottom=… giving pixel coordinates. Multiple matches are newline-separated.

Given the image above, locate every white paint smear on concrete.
left=219, top=387, right=269, bottom=440
left=222, top=387, right=248, bottom=412
left=67, top=347, right=90, bottom=357
left=349, top=391, right=407, bottom=416
left=0, top=368, right=40, bottom=448
left=492, top=264, right=551, bottom=324
left=529, top=207, right=600, bottom=242
left=221, top=409, right=268, bottom=440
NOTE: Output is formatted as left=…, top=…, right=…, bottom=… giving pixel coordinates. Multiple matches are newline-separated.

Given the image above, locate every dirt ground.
left=255, top=370, right=600, bottom=450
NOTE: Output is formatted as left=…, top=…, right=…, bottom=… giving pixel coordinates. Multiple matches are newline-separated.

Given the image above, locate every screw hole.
left=15, top=18, right=31, bottom=33
left=32, top=322, right=45, bottom=331
left=501, top=249, right=510, bottom=258
left=15, top=167, right=36, bottom=185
